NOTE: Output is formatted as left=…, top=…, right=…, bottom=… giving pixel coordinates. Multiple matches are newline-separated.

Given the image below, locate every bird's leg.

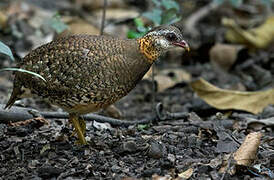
left=70, top=116, right=86, bottom=137
left=69, top=113, right=87, bottom=145
left=78, top=116, right=86, bottom=135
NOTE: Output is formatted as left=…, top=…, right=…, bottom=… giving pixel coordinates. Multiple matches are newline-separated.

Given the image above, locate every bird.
left=5, top=24, right=189, bottom=144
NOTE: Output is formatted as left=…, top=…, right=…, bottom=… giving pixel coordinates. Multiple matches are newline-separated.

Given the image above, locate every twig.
left=0, top=103, right=188, bottom=126
left=220, top=153, right=234, bottom=180
left=151, top=64, right=156, bottom=112
left=100, top=0, right=107, bottom=35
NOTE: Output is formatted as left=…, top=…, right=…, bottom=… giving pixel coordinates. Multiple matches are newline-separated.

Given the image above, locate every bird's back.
left=6, top=34, right=151, bottom=113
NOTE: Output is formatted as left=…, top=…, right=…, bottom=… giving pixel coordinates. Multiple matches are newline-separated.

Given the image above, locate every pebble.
left=122, top=141, right=137, bottom=153
left=147, top=141, right=163, bottom=159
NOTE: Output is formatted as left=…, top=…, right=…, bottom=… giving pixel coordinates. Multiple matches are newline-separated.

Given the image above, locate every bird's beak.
left=173, top=40, right=190, bottom=52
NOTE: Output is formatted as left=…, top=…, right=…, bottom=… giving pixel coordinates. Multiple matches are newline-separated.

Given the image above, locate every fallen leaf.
left=152, top=174, right=171, bottom=180
left=9, top=117, right=49, bottom=127
left=75, top=0, right=127, bottom=10
left=191, top=78, right=274, bottom=114
left=93, top=8, right=139, bottom=21
left=222, top=16, right=274, bottom=49
left=178, top=168, right=193, bottom=179
left=145, top=68, right=191, bottom=92
left=40, top=144, right=51, bottom=155
left=210, top=43, right=243, bottom=71
left=233, top=132, right=262, bottom=166
left=0, top=11, right=7, bottom=29
left=245, top=117, right=274, bottom=127
left=154, top=75, right=176, bottom=92
left=58, top=17, right=100, bottom=38
left=103, top=105, right=122, bottom=119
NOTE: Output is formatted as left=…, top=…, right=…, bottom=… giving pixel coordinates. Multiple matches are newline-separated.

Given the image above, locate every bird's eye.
left=166, top=33, right=177, bottom=41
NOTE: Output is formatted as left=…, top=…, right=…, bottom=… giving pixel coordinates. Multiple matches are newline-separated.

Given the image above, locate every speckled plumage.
left=7, top=35, right=153, bottom=113
left=5, top=24, right=189, bottom=144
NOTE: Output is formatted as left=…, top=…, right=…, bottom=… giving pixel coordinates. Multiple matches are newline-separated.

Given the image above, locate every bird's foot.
left=69, top=114, right=87, bottom=145
left=71, top=117, right=86, bottom=137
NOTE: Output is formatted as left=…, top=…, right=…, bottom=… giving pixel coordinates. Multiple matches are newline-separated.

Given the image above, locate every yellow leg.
left=78, top=117, right=86, bottom=135
left=69, top=114, right=87, bottom=145
left=70, top=116, right=86, bottom=137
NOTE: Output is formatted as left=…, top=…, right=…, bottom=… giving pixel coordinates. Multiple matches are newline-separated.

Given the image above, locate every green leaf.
left=161, top=8, right=180, bottom=25
left=229, top=0, right=243, bottom=7
left=134, top=18, right=144, bottom=28
left=0, top=41, right=15, bottom=61
left=143, top=9, right=162, bottom=26
left=137, top=124, right=149, bottom=130
left=152, top=0, right=161, bottom=7
left=133, top=18, right=148, bottom=33
left=213, top=0, right=225, bottom=5
left=161, top=0, right=180, bottom=11
left=48, top=14, right=68, bottom=34
left=0, top=68, right=46, bottom=82
left=127, top=30, right=146, bottom=39
left=261, top=0, right=272, bottom=6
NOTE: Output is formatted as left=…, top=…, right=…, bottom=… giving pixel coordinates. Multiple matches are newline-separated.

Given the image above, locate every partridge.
left=5, top=24, right=189, bottom=144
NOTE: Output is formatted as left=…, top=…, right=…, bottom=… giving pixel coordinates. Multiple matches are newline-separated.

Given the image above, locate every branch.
left=100, top=0, right=107, bottom=35
left=0, top=103, right=188, bottom=126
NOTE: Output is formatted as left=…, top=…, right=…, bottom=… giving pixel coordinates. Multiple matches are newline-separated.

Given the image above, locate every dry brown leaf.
left=58, top=17, right=100, bottom=38
left=223, top=16, right=274, bottom=49
left=9, top=117, right=49, bottom=127
left=154, top=75, right=176, bottom=92
left=93, top=8, right=139, bottom=21
left=160, top=69, right=191, bottom=83
left=209, top=43, right=243, bottom=71
left=178, top=168, right=193, bottom=179
left=144, top=68, right=191, bottom=92
left=152, top=174, right=171, bottom=180
left=143, top=66, right=154, bottom=79
left=74, top=0, right=127, bottom=10
left=190, top=78, right=274, bottom=114
left=233, top=132, right=262, bottom=166
left=104, top=105, right=122, bottom=119
left=0, top=11, right=7, bottom=29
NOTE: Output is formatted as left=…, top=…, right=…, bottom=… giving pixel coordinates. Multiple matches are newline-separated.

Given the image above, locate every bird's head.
left=138, top=24, right=189, bottom=63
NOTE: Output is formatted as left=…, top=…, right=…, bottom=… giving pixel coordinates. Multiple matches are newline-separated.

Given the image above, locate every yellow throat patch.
left=138, top=36, right=160, bottom=64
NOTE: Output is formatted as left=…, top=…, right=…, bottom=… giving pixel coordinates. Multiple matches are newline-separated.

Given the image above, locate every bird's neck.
left=137, top=36, right=162, bottom=64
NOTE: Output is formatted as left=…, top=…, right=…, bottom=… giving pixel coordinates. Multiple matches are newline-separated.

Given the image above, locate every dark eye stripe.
left=166, top=33, right=177, bottom=41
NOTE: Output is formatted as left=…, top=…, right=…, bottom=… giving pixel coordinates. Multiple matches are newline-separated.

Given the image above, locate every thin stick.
left=100, top=0, right=107, bottom=35
left=0, top=104, right=188, bottom=126
left=151, top=64, right=156, bottom=112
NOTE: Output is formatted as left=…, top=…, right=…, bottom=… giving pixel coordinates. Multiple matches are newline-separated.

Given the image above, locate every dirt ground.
left=0, top=0, right=273, bottom=179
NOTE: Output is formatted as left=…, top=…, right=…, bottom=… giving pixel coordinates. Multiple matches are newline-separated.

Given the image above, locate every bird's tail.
left=4, top=79, right=23, bottom=109
left=5, top=89, right=20, bottom=109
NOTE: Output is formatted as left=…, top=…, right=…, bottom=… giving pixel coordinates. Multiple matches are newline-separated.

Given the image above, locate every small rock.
left=93, top=121, right=113, bottom=131
left=167, top=154, right=175, bottom=163
left=37, top=165, right=63, bottom=178
left=28, top=160, right=40, bottom=169
left=7, top=126, right=31, bottom=137
left=122, top=141, right=137, bottom=153
left=111, top=164, right=121, bottom=173
left=147, top=141, right=163, bottom=159
left=142, top=168, right=161, bottom=177
left=0, top=124, right=7, bottom=136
